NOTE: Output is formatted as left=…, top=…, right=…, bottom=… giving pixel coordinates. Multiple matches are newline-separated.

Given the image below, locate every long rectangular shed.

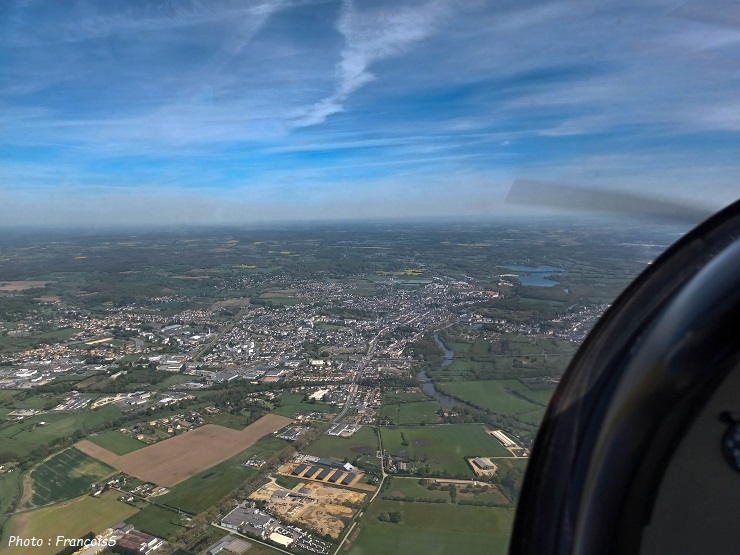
left=291, top=464, right=307, bottom=476
left=316, top=468, right=332, bottom=480
left=304, top=466, right=321, bottom=478
left=341, top=473, right=356, bottom=485
left=327, top=471, right=342, bottom=483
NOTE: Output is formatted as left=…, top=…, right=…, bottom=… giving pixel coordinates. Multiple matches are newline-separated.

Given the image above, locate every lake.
left=500, top=264, right=564, bottom=287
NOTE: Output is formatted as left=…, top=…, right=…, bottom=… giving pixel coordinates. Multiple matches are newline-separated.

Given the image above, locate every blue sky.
left=1, top=0, right=739, bottom=225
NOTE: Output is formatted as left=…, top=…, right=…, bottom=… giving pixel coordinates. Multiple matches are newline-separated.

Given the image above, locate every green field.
left=515, top=408, right=546, bottom=425
left=379, top=401, right=444, bottom=425
left=434, top=379, right=555, bottom=426
left=0, top=469, right=22, bottom=514
left=457, top=483, right=511, bottom=507
left=0, top=404, right=122, bottom=458
left=30, top=447, right=115, bottom=507
left=151, top=373, right=193, bottom=389
left=126, top=504, right=187, bottom=540
left=272, top=392, right=335, bottom=417
left=201, top=410, right=255, bottom=430
left=380, top=424, right=510, bottom=477
left=0, top=327, right=83, bottom=351
left=505, top=379, right=557, bottom=404
left=157, top=435, right=287, bottom=513
left=436, top=380, right=541, bottom=415
left=428, top=331, right=575, bottom=381
left=381, top=390, right=430, bottom=404
left=157, top=457, right=256, bottom=514
left=3, top=491, right=139, bottom=555
left=304, top=426, right=379, bottom=468
left=347, top=500, right=514, bottom=555
left=87, top=430, right=147, bottom=455
left=384, top=477, right=450, bottom=503
left=0, top=390, right=18, bottom=403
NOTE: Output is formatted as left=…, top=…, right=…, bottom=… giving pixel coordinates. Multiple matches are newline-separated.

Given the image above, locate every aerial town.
left=0, top=223, right=671, bottom=555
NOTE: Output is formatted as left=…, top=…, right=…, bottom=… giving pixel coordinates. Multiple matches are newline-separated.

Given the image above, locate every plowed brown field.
left=75, top=413, right=292, bottom=486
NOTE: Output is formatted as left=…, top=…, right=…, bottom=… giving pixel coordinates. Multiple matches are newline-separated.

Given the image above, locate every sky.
left=1, top=0, right=739, bottom=226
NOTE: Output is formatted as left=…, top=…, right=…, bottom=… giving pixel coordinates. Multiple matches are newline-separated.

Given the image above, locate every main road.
left=330, top=326, right=389, bottom=427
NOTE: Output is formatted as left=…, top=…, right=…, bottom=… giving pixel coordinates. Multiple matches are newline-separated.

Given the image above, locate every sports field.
left=75, top=413, right=292, bottom=487
left=3, top=491, right=138, bottom=555
left=29, top=447, right=115, bottom=507
left=346, top=500, right=514, bottom=555
left=380, top=424, right=510, bottom=477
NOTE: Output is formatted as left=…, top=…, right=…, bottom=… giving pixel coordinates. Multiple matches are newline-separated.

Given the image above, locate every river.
left=416, top=333, right=460, bottom=408
left=433, top=333, right=454, bottom=367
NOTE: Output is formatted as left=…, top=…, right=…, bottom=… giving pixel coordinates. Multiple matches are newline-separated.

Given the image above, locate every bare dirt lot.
left=0, top=281, right=51, bottom=291
left=75, top=414, right=292, bottom=487
left=251, top=480, right=365, bottom=539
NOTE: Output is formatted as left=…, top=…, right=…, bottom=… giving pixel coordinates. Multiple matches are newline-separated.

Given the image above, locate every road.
left=333, top=427, right=387, bottom=555
left=330, top=326, right=388, bottom=427
left=193, top=306, right=248, bottom=362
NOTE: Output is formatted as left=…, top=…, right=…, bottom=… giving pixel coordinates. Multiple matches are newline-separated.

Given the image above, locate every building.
left=471, top=457, right=496, bottom=470
left=268, top=532, right=294, bottom=547
left=492, top=429, right=516, bottom=448
left=112, top=525, right=164, bottom=555
left=213, top=370, right=239, bottom=383
left=317, top=457, right=354, bottom=472
left=221, top=506, right=277, bottom=539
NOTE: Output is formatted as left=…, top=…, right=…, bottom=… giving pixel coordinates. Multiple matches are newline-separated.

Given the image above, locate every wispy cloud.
left=1, top=0, right=740, bottom=225
left=292, top=0, right=450, bottom=127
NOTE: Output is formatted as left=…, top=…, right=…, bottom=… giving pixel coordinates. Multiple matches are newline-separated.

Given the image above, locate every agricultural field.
left=136, top=434, right=289, bottom=514
left=380, top=424, right=510, bottom=477
left=87, top=430, right=147, bottom=455
left=379, top=401, right=444, bottom=425
left=346, top=500, right=514, bottom=555
left=2, top=491, right=139, bottom=555
left=29, top=447, right=115, bottom=507
left=304, top=426, right=379, bottom=468
left=75, top=414, right=292, bottom=487
left=126, top=504, right=188, bottom=541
